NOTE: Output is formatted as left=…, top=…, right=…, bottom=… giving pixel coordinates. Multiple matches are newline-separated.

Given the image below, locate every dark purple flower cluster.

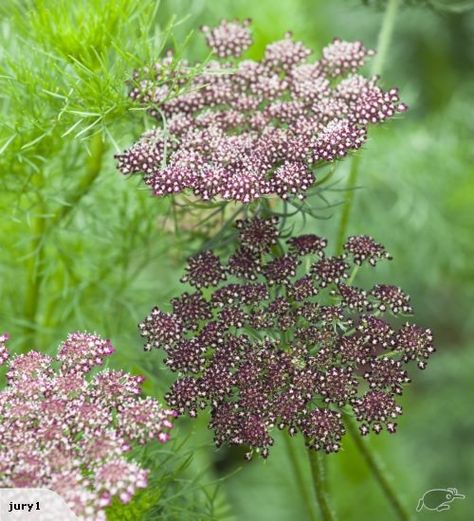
left=0, top=332, right=176, bottom=521
left=116, top=20, right=406, bottom=203
left=139, top=217, right=433, bottom=459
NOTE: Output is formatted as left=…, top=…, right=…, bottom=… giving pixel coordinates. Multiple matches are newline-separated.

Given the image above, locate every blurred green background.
left=1, top=0, right=473, bottom=519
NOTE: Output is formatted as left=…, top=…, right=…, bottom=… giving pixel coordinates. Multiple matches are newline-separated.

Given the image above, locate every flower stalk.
left=335, top=154, right=361, bottom=253
left=22, top=134, right=106, bottom=351
left=346, top=417, right=411, bottom=521
left=23, top=177, right=46, bottom=352
left=283, top=435, right=318, bottom=521
left=333, top=1, right=410, bottom=514
left=308, top=448, right=336, bottom=521
left=335, top=0, right=402, bottom=253
left=52, top=133, right=106, bottom=227
left=372, top=0, right=402, bottom=78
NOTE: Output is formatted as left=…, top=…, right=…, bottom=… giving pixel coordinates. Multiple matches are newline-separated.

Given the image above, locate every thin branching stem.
left=371, top=0, right=402, bottom=78
left=334, top=3, right=407, bottom=514
left=23, top=181, right=46, bottom=352
left=335, top=0, right=401, bottom=254
left=283, top=435, right=318, bottom=521
left=335, top=153, right=361, bottom=254
left=346, top=417, right=411, bottom=521
left=307, top=448, right=336, bottom=521
left=39, top=134, right=106, bottom=342
left=51, top=134, right=106, bottom=227
left=347, top=264, right=360, bottom=286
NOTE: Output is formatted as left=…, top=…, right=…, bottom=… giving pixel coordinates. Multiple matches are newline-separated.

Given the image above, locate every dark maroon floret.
left=197, top=322, right=225, bottom=348
left=312, top=256, right=349, bottom=286
left=165, top=339, right=206, bottom=373
left=139, top=308, right=183, bottom=350
left=263, top=254, right=299, bottom=285
left=336, top=334, right=377, bottom=366
left=219, top=306, right=247, bottom=329
left=316, top=305, right=346, bottom=325
left=393, top=323, right=435, bottom=369
left=352, top=390, right=402, bottom=435
left=296, top=302, right=321, bottom=322
left=227, top=248, right=262, bottom=280
left=236, top=217, right=279, bottom=253
left=166, top=377, right=202, bottom=417
left=363, top=358, right=410, bottom=395
left=300, top=408, right=345, bottom=453
left=344, top=235, right=391, bottom=266
left=200, top=361, right=234, bottom=400
left=171, top=292, right=212, bottom=328
left=181, top=251, right=226, bottom=288
left=357, top=315, right=394, bottom=349
left=287, top=234, right=327, bottom=256
left=316, top=366, right=358, bottom=406
left=370, top=284, right=412, bottom=314
left=333, top=283, right=368, bottom=311
left=288, top=275, right=319, bottom=301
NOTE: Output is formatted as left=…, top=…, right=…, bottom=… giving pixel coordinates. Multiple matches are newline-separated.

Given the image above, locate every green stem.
left=335, top=4, right=408, bottom=515
left=23, top=185, right=46, bottom=352
left=307, top=449, right=336, bottom=521
left=39, top=135, right=106, bottom=338
left=335, top=0, right=401, bottom=255
left=51, top=134, right=105, bottom=227
left=347, top=264, right=360, bottom=286
left=335, top=153, right=361, bottom=254
left=283, top=435, right=318, bottom=521
left=346, top=418, right=411, bottom=521
left=371, top=0, right=402, bottom=77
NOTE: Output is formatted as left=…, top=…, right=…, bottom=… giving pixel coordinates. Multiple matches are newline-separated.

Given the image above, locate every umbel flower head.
left=0, top=332, right=176, bottom=521
left=140, top=217, right=434, bottom=459
left=116, top=20, right=407, bottom=203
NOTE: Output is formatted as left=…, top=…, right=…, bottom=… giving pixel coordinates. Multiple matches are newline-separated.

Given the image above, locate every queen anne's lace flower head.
left=117, top=20, right=407, bottom=203
left=0, top=333, right=176, bottom=520
left=139, top=217, right=434, bottom=459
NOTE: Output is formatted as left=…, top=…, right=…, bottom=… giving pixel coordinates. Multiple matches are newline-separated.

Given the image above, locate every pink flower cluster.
left=0, top=332, right=176, bottom=521
left=116, top=20, right=407, bottom=202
